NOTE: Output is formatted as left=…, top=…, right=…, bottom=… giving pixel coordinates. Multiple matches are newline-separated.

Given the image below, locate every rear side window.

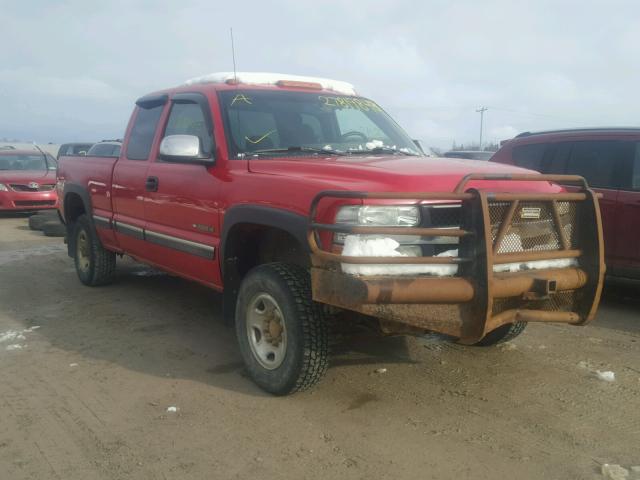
left=512, top=143, right=548, bottom=171
left=566, top=141, right=630, bottom=189
left=127, top=104, right=164, bottom=160
left=88, top=143, right=119, bottom=157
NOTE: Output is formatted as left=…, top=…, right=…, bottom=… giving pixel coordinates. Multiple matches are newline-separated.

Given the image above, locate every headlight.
left=336, top=205, right=420, bottom=226
left=0, top=183, right=8, bottom=192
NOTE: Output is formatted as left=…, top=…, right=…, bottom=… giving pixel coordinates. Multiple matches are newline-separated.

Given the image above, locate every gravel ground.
left=0, top=214, right=638, bottom=480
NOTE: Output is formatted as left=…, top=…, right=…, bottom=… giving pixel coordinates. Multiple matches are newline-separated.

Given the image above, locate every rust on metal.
left=311, top=267, right=475, bottom=305
left=550, top=199, right=570, bottom=250
left=493, top=249, right=582, bottom=264
left=312, top=224, right=472, bottom=237
left=453, top=173, right=589, bottom=193
left=492, top=200, right=519, bottom=254
left=491, top=268, right=587, bottom=298
left=307, top=173, right=605, bottom=344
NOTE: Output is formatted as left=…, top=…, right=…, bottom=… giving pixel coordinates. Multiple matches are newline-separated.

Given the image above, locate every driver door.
left=142, top=93, right=222, bottom=288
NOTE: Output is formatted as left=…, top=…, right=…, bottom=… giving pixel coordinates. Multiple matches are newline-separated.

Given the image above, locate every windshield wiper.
left=248, top=146, right=346, bottom=156
left=348, top=146, right=418, bottom=156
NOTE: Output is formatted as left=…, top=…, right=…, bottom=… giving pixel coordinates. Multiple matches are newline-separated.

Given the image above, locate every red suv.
left=491, top=128, right=640, bottom=279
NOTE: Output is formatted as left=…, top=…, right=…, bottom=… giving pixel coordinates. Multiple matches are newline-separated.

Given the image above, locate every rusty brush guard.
left=308, top=174, right=605, bottom=344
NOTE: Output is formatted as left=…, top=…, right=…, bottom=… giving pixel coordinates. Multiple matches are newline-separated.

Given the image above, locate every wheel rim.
left=76, top=230, right=90, bottom=273
left=246, top=293, right=287, bottom=370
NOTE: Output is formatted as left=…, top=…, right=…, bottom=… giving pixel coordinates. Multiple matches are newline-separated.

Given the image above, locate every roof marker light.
left=276, top=80, right=323, bottom=90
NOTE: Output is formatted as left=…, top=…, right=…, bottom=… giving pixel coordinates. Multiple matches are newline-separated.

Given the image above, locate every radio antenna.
left=230, top=27, right=238, bottom=83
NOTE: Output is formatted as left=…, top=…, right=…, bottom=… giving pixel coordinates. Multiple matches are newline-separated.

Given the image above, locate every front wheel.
left=235, top=263, right=329, bottom=395
left=73, top=214, right=116, bottom=286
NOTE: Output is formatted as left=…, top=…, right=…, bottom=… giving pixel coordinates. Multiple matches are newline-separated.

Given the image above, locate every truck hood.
left=248, top=155, right=561, bottom=193
left=0, top=170, right=56, bottom=184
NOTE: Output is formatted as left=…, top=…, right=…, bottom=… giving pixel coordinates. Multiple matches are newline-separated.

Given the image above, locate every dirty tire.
left=468, top=322, right=528, bottom=346
left=73, top=214, right=116, bottom=286
left=41, top=220, right=66, bottom=237
left=235, top=263, right=329, bottom=395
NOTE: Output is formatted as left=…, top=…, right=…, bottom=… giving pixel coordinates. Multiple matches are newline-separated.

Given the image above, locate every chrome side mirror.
left=159, top=135, right=214, bottom=164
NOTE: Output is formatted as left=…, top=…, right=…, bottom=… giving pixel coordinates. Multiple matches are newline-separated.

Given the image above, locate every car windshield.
left=219, top=90, right=421, bottom=158
left=0, top=154, right=50, bottom=171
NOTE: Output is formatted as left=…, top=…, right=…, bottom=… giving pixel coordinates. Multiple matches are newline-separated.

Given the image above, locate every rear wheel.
left=73, top=214, right=116, bottom=286
left=466, top=322, right=527, bottom=346
left=235, top=263, right=329, bottom=395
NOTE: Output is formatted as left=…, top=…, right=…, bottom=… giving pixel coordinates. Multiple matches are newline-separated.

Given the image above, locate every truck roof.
left=182, top=72, right=357, bottom=96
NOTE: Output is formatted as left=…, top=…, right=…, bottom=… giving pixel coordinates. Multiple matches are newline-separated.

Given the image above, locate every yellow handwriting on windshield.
left=231, top=93, right=253, bottom=106
left=245, top=130, right=276, bottom=144
left=318, top=96, right=383, bottom=112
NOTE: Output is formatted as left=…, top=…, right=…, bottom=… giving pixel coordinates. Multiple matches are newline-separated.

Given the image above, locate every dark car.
left=443, top=150, right=494, bottom=161
left=57, top=143, right=94, bottom=159
left=86, top=141, right=121, bottom=157
left=491, top=127, right=640, bottom=279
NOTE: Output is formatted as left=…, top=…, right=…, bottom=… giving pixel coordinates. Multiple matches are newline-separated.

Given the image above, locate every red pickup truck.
left=58, top=72, right=605, bottom=395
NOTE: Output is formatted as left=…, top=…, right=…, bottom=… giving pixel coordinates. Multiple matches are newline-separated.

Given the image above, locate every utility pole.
left=476, top=107, right=488, bottom=149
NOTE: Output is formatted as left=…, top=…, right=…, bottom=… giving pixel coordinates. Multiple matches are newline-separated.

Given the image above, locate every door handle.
left=145, top=176, right=159, bottom=192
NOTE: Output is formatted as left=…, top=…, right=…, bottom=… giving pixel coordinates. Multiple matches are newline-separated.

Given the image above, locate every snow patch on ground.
left=0, top=326, right=40, bottom=352
left=596, top=370, right=616, bottom=382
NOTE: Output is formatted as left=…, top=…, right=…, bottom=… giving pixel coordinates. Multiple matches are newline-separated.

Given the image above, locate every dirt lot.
left=0, top=215, right=638, bottom=480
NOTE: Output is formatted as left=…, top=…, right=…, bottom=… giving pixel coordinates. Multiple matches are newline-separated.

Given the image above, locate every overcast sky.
left=1, top=0, right=639, bottom=149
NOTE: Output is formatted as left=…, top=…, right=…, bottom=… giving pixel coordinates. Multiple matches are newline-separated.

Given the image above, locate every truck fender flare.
left=220, top=204, right=309, bottom=271
left=62, top=183, right=93, bottom=258
left=62, top=183, right=92, bottom=223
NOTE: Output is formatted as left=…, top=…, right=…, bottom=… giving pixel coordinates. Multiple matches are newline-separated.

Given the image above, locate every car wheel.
left=235, top=263, right=329, bottom=395
left=42, top=220, right=66, bottom=237
left=465, top=322, right=527, bottom=347
left=73, top=214, right=116, bottom=286
left=28, top=214, right=49, bottom=231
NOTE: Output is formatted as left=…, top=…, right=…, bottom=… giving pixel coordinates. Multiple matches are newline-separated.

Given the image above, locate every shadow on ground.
left=1, top=253, right=415, bottom=397
left=597, top=279, right=640, bottom=335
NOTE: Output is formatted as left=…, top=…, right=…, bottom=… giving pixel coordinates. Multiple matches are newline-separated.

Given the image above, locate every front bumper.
left=0, top=190, right=58, bottom=211
left=308, top=174, right=605, bottom=344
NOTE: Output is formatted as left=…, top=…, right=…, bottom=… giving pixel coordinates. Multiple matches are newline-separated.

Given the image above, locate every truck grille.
left=421, top=203, right=461, bottom=228
left=489, top=201, right=579, bottom=253
left=10, top=184, right=56, bottom=192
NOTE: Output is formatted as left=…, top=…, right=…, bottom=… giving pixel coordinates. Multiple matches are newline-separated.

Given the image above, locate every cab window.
left=163, top=102, right=214, bottom=156
left=127, top=104, right=164, bottom=160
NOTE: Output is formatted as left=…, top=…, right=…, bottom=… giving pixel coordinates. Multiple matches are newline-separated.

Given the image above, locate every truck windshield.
left=0, top=154, right=49, bottom=171
left=219, top=90, right=421, bottom=158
